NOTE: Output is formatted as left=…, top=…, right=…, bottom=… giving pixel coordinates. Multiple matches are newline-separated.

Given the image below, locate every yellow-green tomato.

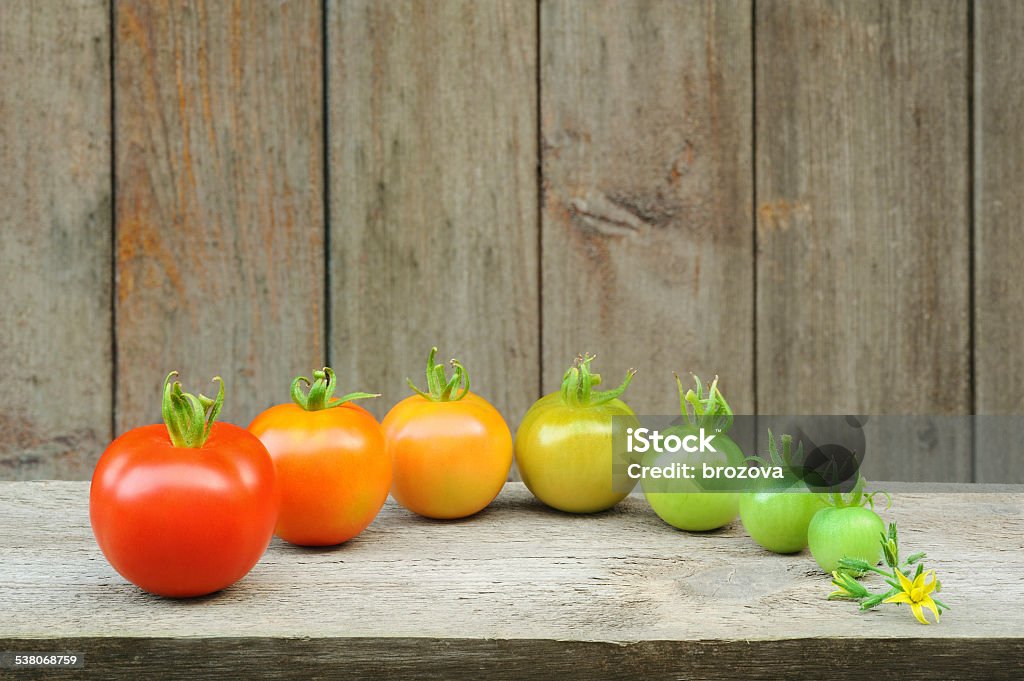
left=641, top=375, right=743, bottom=532
left=641, top=426, right=746, bottom=531
left=515, top=354, right=638, bottom=514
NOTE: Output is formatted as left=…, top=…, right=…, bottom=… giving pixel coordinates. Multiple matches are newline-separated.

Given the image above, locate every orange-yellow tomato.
left=249, top=402, right=391, bottom=546
left=383, top=392, right=512, bottom=519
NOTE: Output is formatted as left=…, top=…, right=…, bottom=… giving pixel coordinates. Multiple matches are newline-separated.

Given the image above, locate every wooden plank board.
left=974, top=0, right=1024, bottom=483
left=114, top=0, right=324, bottom=432
left=755, top=0, right=971, bottom=481
left=1, top=638, right=1021, bottom=681
left=2, top=481, right=1022, bottom=679
left=540, top=0, right=754, bottom=416
left=0, top=1, right=112, bottom=480
left=327, top=0, right=539, bottom=429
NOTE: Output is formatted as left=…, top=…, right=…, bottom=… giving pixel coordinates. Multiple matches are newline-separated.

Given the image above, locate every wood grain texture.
left=974, top=0, right=1024, bottom=482
left=1, top=481, right=1022, bottom=679
left=541, top=0, right=754, bottom=416
left=0, top=1, right=111, bottom=480
left=328, top=0, right=539, bottom=428
left=114, top=0, right=324, bottom=432
left=755, top=0, right=971, bottom=481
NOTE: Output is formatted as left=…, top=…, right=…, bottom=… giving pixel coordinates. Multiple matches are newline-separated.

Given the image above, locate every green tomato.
left=515, top=391, right=638, bottom=514
left=739, top=486, right=828, bottom=554
left=807, top=505, right=885, bottom=573
left=641, top=426, right=745, bottom=531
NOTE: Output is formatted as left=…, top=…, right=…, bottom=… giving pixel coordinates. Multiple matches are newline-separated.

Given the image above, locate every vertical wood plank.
left=115, top=0, right=324, bottom=430
left=328, top=1, right=539, bottom=427
left=756, top=0, right=970, bottom=481
left=541, top=0, right=754, bottom=414
left=0, top=1, right=111, bottom=479
left=974, top=0, right=1024, bottom=482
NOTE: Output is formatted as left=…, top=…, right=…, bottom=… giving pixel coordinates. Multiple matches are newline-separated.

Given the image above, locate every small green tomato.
left=807, top=504, right=886, bottom=574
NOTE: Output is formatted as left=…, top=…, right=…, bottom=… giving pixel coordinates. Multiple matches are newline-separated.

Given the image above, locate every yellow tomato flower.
left=885, top=569, right=941, bottom=624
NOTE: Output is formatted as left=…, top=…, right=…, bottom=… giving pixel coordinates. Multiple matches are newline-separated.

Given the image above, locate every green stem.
left=291, top=367, right=379, bottom=411
left=161, top=371, right=224, bottom=448
left=406, top=347, right=471, bottom=402
left=859, top=587, right=900, bottom=610
left=863, top=564, right=894, bottom=577
left=559, top=353, right=635, bottom=407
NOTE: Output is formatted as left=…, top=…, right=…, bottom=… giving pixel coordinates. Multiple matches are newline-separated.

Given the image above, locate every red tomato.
left=383, top=348, right=512, bottom=519
left=249, top=368, right=391, bottom=546
left=90, top=374, right=278, bottom=598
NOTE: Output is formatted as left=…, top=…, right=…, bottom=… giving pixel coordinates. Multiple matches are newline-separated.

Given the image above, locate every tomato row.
left=89, top=349, right=883, bottom=598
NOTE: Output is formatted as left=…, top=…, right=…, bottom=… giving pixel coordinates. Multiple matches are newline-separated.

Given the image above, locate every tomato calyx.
left=406, top=347, right=470, bottom=402
left=560, top=353, right=635, bottom=408
left=161, top=371, right=225, bottom=448
left=746, top=429, right=805, bottom=488
left=290, top=367, right=380, bottom=411
left=676, top=373, right=733, bottom=433
left=822, top=475, right=892, bottom=511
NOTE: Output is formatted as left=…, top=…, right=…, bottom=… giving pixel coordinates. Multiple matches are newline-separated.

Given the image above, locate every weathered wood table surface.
left=1, top=481, right=1022, bottom=679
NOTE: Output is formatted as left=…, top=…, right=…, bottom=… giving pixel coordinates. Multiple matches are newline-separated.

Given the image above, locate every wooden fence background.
left=2, top=0, right=1022, bottom=483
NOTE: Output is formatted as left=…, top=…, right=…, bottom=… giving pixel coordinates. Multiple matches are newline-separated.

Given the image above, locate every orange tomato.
left=249, top=368, right=390, bottom=546
left=383, top=349, right=512, bottom=519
